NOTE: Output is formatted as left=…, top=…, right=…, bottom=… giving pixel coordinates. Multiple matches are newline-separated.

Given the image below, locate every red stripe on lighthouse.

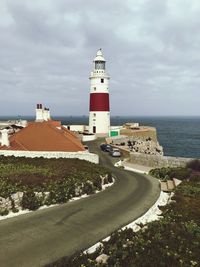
left=90, top=93, right=110, bottom=111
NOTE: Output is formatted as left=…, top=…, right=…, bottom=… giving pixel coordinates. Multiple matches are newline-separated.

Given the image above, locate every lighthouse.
left=89, top=49, right=110, bottom=136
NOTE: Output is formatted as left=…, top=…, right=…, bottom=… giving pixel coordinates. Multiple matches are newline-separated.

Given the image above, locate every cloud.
left=0, top=0, right=200, bottom=116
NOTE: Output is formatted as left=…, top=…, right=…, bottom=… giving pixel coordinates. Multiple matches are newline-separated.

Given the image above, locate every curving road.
left=0, top=140, right=160, bottom=267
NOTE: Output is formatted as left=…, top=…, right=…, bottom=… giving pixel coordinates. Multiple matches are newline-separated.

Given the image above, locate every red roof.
left=0, top=121, right=85, bottom=152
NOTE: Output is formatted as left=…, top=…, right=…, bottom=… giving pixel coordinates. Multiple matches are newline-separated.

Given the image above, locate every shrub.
left=177, top=184, right=200, bottom=197
left=107, top=173, right=113, bottom=183
left=150, top=167, right=191, bottom=181
left=103, top=177, right=108, bottom=185
left=187, top=159, right=200, bottom=172
left=93, top=176, right=102, bottom=191
left=21, top=191, right=41, bottom=210
left=83, top=182, right=95, bottom=195
left=189, top=173, right=200, bottom=182
left=44, top=192, right=56, bottom=206
left=54, top=188, right=68, bottom=203
left=0, top=208, right=9, bottom=216
left=12, top=207, right=19, bottom=213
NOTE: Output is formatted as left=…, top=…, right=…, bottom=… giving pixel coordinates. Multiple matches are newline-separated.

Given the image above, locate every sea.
left=0, top=116, right=199, bottom=159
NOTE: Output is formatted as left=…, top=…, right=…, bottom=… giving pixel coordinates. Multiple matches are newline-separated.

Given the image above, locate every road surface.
left=0, top=140, right=160, bottom=267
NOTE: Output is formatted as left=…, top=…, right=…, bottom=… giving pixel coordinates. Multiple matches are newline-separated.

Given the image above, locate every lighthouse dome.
left=94, top=49, right=106, bottom=62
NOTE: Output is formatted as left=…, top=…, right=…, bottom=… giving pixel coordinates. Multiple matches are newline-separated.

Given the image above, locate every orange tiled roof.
left=0, top=121, right=85, bottom=152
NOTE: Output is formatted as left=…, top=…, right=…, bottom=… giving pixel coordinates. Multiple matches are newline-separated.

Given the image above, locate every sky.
left=0, top=0, right=200, bottom=116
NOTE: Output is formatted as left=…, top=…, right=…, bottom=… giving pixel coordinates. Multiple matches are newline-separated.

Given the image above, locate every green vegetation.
left=149, top=166, right=191, bottom=181
left=0, top=156, right=111, bottom=212
left=49, top=160, right=200, bottom=267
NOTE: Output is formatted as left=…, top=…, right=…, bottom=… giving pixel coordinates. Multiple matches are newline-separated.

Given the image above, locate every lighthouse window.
left=93, top=113, right=96, bottom=117
left=94, top=87, right=96, bottom=91
left=101, top=78, right=104, bottom=83
left=95, top=61, right=105, bottom=70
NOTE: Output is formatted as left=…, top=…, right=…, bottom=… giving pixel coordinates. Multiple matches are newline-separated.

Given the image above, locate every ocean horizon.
left=0, top=115, right=199, bottom=159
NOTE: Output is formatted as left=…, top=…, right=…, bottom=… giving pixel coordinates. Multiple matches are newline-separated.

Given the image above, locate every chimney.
left=47, top=108, right=51, bottom=120
left=1, top=129, right=10, bottom=147
left=36, top=103, right=44, bottom=121
left=43, top=107, right=47, bottom=121
left=46, top=108, right=51, bottom=120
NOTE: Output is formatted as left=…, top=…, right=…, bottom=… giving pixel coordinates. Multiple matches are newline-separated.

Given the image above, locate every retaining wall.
left=0, top=150, right=99, bottom=164
left=130, top=152, right=194, bottom=168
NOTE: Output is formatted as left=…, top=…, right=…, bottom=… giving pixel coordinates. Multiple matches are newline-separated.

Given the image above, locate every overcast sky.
left=0, top=0, right=200, bottom=116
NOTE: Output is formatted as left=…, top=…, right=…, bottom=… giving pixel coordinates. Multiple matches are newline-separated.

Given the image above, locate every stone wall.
left=0, top=150, right=99, bottom=164
left=106, top=136, right=163, bottom=156
left=129, top=152, right=195, bottom=168
left=120, top=127, right=158, bottom=142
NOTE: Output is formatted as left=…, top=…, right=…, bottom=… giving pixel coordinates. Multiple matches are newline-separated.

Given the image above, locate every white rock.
left=96, top=254, right=109, bottom=264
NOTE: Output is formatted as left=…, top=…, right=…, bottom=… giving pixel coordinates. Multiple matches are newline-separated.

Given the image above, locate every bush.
left=187, top=159, right=200, bottom=172
left=0, top=208, right=9, bottom=216
left=12, top=207, right=19, bottom=213
left=107, top=173, right=113, bottom=183
left=93, top=176, right=102, bottom=191
left=21, top=191, right=41, bottom=210
left=189, top=173, right=200, bottom=182
left=150, top=167, right=191, bottom=181
left=103, top=177, right=108, bottom=185
left=83, top=182, right=95, bottom=195
left=177, top=184, right=200, bottom=197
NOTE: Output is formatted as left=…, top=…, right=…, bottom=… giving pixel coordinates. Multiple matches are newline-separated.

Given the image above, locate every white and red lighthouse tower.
left=89, top=49, right=110, bottom=136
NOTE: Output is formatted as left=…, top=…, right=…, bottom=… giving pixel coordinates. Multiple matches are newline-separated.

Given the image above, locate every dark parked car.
left=100, top=143, right=112, bottom=152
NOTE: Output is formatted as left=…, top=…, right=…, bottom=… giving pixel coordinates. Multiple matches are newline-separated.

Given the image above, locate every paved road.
left=0, top=140, right=160, bottom=267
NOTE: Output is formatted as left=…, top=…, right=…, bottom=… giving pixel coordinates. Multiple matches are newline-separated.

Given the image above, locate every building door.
left=93, top=126, right=96, bottom=133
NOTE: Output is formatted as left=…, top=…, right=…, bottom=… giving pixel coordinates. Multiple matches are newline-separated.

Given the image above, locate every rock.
left=11, top=192, right=23, bottom=209
left=96, top=254, right=109, bottom=264
left=0, top=197, right=12, bottom=210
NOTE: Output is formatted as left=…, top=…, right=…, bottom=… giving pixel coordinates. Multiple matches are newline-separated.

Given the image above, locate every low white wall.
left=110, top=126, right=123, bottom=130
left=0, top=150, right=99, bottom=164
left=63, top=125, right=86, bottom=132
left=82, top=134, right=96, bottom=142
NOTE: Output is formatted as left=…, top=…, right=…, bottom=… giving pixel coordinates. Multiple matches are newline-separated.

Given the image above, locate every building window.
left=101, top=78, right=104, bottom=83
